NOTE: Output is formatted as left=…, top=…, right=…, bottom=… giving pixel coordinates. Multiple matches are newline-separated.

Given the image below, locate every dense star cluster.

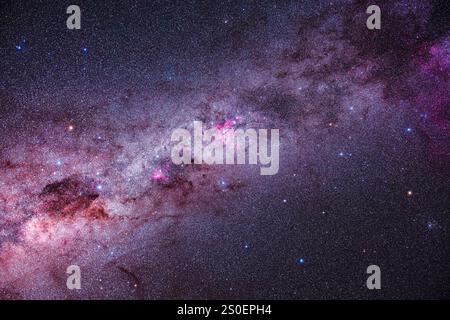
left=0, top=0, right=449, bottom=299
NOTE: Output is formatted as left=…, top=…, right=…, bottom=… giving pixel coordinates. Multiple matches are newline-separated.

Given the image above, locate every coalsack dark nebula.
left=0, top=0, right=449, bottom=299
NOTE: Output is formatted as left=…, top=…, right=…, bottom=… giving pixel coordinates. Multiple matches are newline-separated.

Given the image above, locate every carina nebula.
left=0, top=0, right=449, bottom=299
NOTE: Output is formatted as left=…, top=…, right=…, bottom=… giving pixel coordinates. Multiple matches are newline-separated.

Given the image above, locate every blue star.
left=82, top=47, right=89, bottom=55
left=338, top=152, right=352, bottom=158
left=15, top=38, right=27, bottom=52
left=405, top=127, right=413, bottom=133
left=296, top=257, right=305, bottom=265
left=217, top=177, right=229, bottom=191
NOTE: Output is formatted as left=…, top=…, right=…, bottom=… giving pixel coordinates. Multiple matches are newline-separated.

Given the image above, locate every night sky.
left=0, top=0, right=449, bottom=299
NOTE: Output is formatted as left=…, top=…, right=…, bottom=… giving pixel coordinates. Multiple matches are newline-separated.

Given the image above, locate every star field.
left=0, top=0, right=449, bottom=299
